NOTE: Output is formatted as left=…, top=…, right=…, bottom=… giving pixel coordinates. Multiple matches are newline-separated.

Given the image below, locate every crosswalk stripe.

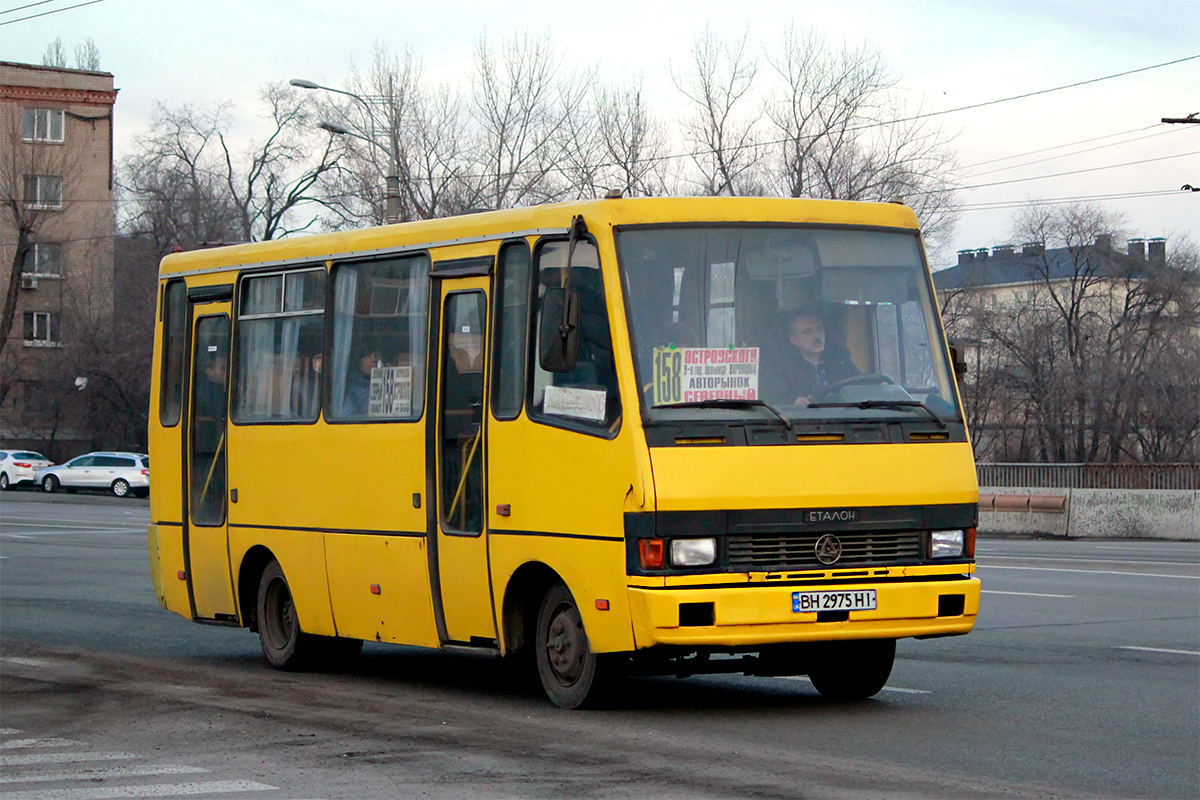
left=0, top=765, right=208, bottom=784
left=0, top=780, right=278, bottom=799
left=0, top=740, right=82, bottom=750
left=0, top=658, right=52, bottom=667
left=0, top=754, right=140, bottom=767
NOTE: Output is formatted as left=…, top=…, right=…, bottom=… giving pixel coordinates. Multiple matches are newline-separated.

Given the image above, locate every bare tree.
left=316, top=43, right=477, bottom=225
left=590, top=77, right=677, bottom=197
left=41, top=38, right=67, bottom=68
left=764, top=26, right=957, bottom=244
left=671, top=27, right=766, bottom=196
left=942, top=204, right=1199, bottom=463
left=74, top=39, right=101, bottom=71
left=1, top=111, right=78, bottom=361
left=470, top=30, right=594, bottom=209
left=120, top=84, right=348, bottom=246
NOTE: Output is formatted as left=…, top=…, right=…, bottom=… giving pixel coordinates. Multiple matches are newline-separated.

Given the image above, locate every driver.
left=778, top=310, right=861, bottom=405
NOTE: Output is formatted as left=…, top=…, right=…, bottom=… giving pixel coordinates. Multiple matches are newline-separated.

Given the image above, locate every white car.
left=35, top=451, right=150, bottom=498
left=0, top=450, right=54, bottom=490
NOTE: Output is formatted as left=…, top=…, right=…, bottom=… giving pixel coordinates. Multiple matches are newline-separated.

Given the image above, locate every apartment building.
left=0, top=61, right=118, bottom=455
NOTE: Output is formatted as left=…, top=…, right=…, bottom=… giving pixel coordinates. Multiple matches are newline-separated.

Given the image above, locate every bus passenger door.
left=184, top=305, right=236, bottom=620
left=430, top=279, right=497, bottom=645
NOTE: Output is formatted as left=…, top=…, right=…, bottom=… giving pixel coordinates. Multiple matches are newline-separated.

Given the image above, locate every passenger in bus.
left=344, top=348, right=381, bottom=416
left=775, top=310, right=860, bottom=405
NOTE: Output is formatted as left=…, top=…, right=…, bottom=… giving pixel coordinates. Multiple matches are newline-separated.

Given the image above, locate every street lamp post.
left=290, top=78, right=402, bottom=225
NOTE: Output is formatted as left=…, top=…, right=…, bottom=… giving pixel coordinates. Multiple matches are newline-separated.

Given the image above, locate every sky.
left=3, top=0, right=1197, bottom=265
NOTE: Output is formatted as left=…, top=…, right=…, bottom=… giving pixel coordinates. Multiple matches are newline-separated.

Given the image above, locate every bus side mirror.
left=539, top=287, right=580, bottom=373
left=947, top=338, right=968, bottom=381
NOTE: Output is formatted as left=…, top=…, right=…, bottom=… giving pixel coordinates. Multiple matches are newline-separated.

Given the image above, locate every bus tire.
left=256, top=560, right=318, bottom=671
left=807, top=638, right=896, bottom=701
left=535, top=582, right=605, bottom=709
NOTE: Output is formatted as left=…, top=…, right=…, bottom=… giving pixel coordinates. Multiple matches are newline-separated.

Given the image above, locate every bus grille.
left=727, top=531, right=922, bottom=571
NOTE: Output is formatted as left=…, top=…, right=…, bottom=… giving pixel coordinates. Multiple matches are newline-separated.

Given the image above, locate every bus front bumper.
left=627, top=577, right=980, bottom=649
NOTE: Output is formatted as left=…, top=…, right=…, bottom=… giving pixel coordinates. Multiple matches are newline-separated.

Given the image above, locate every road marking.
left=982, top=565, right=1200, bottom=580
left=0, top=729, right=20, bottom=735
left=982, top=590, right=1073, bottom=598
left=775, top=675, right=931, bottom=694
left=0, top=765, right=208, bottom=784
left=1118, top=646, right=1200, bottom=657
left=0, top=753, right=140, bottom=767
left=1, top=657, right=52, bottom=667
left=0, top=781, right=278, bottom=798
left=983, top=555, right=1198, bottom=567
left=0, top=740, right=82, bottom=750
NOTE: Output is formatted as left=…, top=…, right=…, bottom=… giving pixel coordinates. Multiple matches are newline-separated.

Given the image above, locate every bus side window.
left=528, top=239, right=621, bottom=434
left=492, top=240, right=532, bottom=420
left=159, top=280, right=186, bottom=427
left=327, top=254, right=430, bottom=422
left=233, top=268, right=326, bottom=423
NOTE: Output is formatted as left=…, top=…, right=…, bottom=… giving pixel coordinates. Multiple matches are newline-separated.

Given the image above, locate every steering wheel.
left=814, top=373, right=895, bottom=401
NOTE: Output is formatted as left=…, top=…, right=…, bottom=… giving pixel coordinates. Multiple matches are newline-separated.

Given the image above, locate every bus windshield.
left=617, top=225, right=961, bottom=426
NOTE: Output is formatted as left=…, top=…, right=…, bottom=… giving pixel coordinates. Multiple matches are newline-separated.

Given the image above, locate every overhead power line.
left=0, top=0, right=60, bottom=14
left=0, top=0, right=107, bottom=26
left=962, top=127, right=1192, bottom=179
left=955, top=150, right=1200, bottom=192
left=959, top=188, right=1189, bottom=212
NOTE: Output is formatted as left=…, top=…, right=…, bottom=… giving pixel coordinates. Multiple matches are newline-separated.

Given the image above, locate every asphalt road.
left=1, top=491, right=1197, bottom=799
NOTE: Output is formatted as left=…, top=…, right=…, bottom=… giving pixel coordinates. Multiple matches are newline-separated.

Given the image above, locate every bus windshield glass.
left=617, top=225, right=961, bottom=425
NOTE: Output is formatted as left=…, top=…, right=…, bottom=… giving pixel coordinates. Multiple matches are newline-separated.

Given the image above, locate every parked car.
left=35, top=452, right=150, bottom=498
left=0, top=450, right=54, bottom=490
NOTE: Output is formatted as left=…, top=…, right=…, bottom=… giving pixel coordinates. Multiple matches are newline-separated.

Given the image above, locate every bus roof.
left=157, top=197, right=922, bottom=277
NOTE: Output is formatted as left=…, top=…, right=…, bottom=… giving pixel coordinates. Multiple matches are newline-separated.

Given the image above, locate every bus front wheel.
left=807, top=638, right=896, bottom=701
left=535, top=582, right=604, bottom=709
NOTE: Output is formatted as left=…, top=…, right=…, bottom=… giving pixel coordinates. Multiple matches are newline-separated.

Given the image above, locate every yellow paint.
left=650, top=442, right=978, bottom=511
left=628, top=578, right=980, bottom=648
left=149, top=197, right=977, bottom=665
left=325, top=534, right=439, bottom=646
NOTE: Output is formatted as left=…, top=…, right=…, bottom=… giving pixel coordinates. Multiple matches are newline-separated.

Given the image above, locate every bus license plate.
left=792, top=590, right=877, bottom=613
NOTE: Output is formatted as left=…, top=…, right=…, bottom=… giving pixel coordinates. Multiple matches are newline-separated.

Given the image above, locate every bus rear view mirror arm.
left=539, top=287, right=580, bottom=372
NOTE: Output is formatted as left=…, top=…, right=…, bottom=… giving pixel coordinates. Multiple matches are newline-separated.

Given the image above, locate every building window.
left=23, top=312, right=57, bottom=345
left=21, top=108, right=64, bottom=143
left=23, top=243, right=63, bottom=276
left=24, top=175, right=63, bottom=209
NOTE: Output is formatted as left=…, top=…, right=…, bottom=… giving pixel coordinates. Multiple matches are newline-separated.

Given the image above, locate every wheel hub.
left=545, top=604, right=585, bottom=683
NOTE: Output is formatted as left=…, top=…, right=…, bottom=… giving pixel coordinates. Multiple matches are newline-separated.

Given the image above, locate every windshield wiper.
left=652, top=399, right=793, bottom=430
left=807, top=399, right=948, bottom=429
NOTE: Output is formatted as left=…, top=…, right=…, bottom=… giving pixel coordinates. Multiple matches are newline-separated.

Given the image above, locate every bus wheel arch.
left=500, top=562, right=561, bottom=660
left=237, top=546, right=277, bottom=633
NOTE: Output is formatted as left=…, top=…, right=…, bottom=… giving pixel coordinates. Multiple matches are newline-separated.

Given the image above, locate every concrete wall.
left=979, top=487, right=1199, bottom=540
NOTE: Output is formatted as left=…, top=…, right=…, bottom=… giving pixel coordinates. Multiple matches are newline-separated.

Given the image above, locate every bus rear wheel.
left=807, top=638, right=896, bottom=701
left=535, top=582, right=604, bottom=709
left=256, top=560, right=362, bottom=671
left=257, top=560, right=317, bottom=670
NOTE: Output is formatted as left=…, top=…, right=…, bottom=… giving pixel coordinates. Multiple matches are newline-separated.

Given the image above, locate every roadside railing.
left=977, top=463, right=1200, bottom=491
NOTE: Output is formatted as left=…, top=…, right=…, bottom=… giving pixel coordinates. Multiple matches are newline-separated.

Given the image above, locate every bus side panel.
left=229, top=527, right=334, bottom=636
left=226, top=422, right=430, bottom=641
left=486, top=420, right=638, bottom=654
left=148, top=281, right=187, bottom=618
left=147, top=523, right=189, bottom=615
left=325, top=534, right=439, bottom=646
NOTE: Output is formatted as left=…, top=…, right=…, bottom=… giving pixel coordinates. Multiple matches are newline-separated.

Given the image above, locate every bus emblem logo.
left=814, top=534, right=842, bottom=565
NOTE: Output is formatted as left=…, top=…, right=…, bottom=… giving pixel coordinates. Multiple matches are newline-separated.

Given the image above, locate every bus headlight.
left=671, top=538, right=717, bottom=567
left=931, top=530, right=965, bottom=558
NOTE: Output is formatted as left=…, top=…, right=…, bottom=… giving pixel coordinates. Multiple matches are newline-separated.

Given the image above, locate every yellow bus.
left=147, top=197, right=979, bottom=708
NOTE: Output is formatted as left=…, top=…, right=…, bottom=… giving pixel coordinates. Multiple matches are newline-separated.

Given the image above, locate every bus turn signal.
left=638, top=538, right=665, bottom=570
